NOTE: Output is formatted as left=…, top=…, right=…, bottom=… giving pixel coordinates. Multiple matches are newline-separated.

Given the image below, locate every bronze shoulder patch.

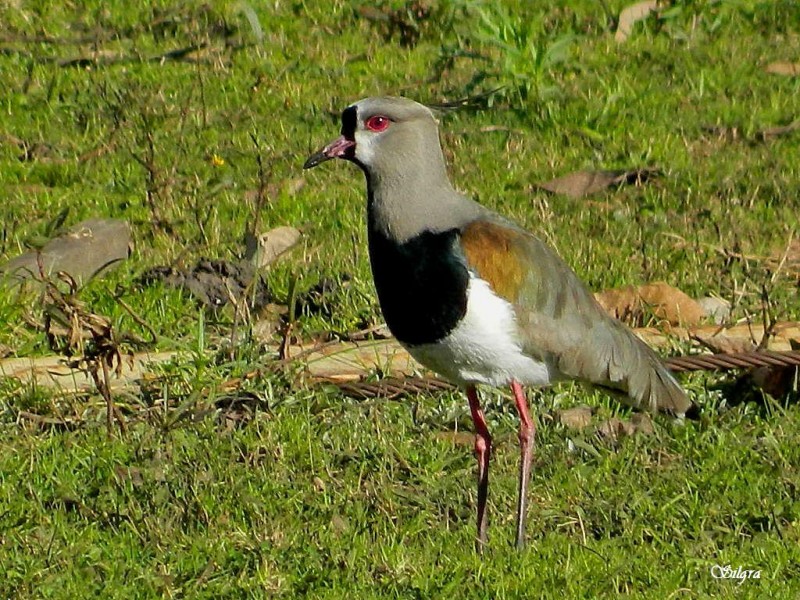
left=460, top=220, right=526, bottom=302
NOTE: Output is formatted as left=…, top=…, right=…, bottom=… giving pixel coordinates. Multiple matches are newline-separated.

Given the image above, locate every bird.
left=303, top=96, right=692, bottom=551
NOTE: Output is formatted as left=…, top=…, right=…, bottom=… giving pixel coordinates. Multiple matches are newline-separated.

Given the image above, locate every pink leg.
left=511, top=380, right=535, bottom=549
left=466, top=385, right=491, bottom=551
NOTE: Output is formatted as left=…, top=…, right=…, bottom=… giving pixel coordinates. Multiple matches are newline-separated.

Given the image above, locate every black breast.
left=368, top=225, right=469, bottom=345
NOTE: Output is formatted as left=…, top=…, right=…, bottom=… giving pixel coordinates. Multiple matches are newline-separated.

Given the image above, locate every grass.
left=1, top=0, right=799, bottom=597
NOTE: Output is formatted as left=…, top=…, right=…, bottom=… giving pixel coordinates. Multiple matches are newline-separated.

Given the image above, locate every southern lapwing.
left=304, top=96, right=692, bottom=550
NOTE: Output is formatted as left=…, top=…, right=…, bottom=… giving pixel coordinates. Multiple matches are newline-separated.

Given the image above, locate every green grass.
left=1, top=0, right=799, bottom=597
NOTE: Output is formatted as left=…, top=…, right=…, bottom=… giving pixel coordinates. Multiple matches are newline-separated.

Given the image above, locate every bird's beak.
left=303, top=135, right=355, bottom=169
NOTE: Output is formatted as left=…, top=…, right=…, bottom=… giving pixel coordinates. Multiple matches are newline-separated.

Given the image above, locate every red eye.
left=365, top=115, right=390, bottom=132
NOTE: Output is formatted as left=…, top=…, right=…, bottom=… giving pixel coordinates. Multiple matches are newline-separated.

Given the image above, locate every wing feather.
left=460, top=218, right=691, bottom=416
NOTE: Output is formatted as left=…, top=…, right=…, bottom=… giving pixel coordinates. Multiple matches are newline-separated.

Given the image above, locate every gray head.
left=304, top=97, right=440, bottom=172
left=304, top=97, right=482, bottom=241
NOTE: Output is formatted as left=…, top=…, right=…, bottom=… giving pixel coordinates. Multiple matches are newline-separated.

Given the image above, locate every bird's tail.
left=600, top=323, right=694, bottom=417
left=625, top=345, right=693, bottom=416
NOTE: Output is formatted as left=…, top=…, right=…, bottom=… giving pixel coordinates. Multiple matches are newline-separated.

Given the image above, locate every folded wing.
left=459, top=218, right=691, bottom=416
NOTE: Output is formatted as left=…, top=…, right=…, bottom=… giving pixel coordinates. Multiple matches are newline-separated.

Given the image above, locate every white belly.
left=406, top=276, right=555, bottom=388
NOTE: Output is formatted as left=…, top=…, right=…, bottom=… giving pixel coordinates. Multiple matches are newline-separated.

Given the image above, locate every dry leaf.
left=596, top=417, right=636, bottom=439
left=537, top=168, right=659, bottom=198
left=596, top=414, right=653, bottom=440
left=251, top=313, right=284, bottom=344
left=330, top=514, right=350, bottom=535
left=615, top=1, right=659, bottom=43
left=765, top=62, right=800, bottom=77
left=245, top=226, right=302, bottom=269
left=539, top=170, right=619, bottom=197
left=1, top=219, right=131, bottom=286
left=756, top=120, right=800, bottom=141
left=701, top=120, right=800, bottom=144
left=356, top=6, right=390, bottom=22
left=557, top=406, right=594, bottom=430
left=630, top=413, right=654, bottom=435
left=594, top=282, right=706, bottom=327
left=114, top=466, right=144, bottom=488
left=693, top=332, right=756, bottom=355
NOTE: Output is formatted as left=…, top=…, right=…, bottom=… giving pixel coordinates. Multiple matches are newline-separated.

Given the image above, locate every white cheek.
left=354, top=129, right=376, bottom=164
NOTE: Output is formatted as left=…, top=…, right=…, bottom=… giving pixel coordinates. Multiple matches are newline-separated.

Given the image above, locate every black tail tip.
left=683, top=402, right=701, bottom=420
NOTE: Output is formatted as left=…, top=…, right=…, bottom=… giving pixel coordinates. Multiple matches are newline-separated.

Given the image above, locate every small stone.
left=557, top=406, right=594, bottom=430
left=697, top=296, right=731, bottom=325
left=631, top=413, right=655, bottom=435
left=596, top=417, right=635, bottom=440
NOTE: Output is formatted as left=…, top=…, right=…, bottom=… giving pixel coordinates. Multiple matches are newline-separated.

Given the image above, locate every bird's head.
left=303, top=97, right=442, bottom=176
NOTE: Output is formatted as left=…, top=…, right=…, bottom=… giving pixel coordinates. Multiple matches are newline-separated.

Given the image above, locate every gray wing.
left=460, top=216, right=692, bottom=416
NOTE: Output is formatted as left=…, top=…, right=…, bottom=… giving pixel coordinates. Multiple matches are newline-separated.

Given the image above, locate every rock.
left=697, top=295, right=731, bottom=325
left=1, top=219, right=131, bottom=286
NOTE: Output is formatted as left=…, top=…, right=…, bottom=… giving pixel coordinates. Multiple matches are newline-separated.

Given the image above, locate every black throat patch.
left=368, top=223, right=469, bottom=346
left=341, top=106, right=358, bottom=140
